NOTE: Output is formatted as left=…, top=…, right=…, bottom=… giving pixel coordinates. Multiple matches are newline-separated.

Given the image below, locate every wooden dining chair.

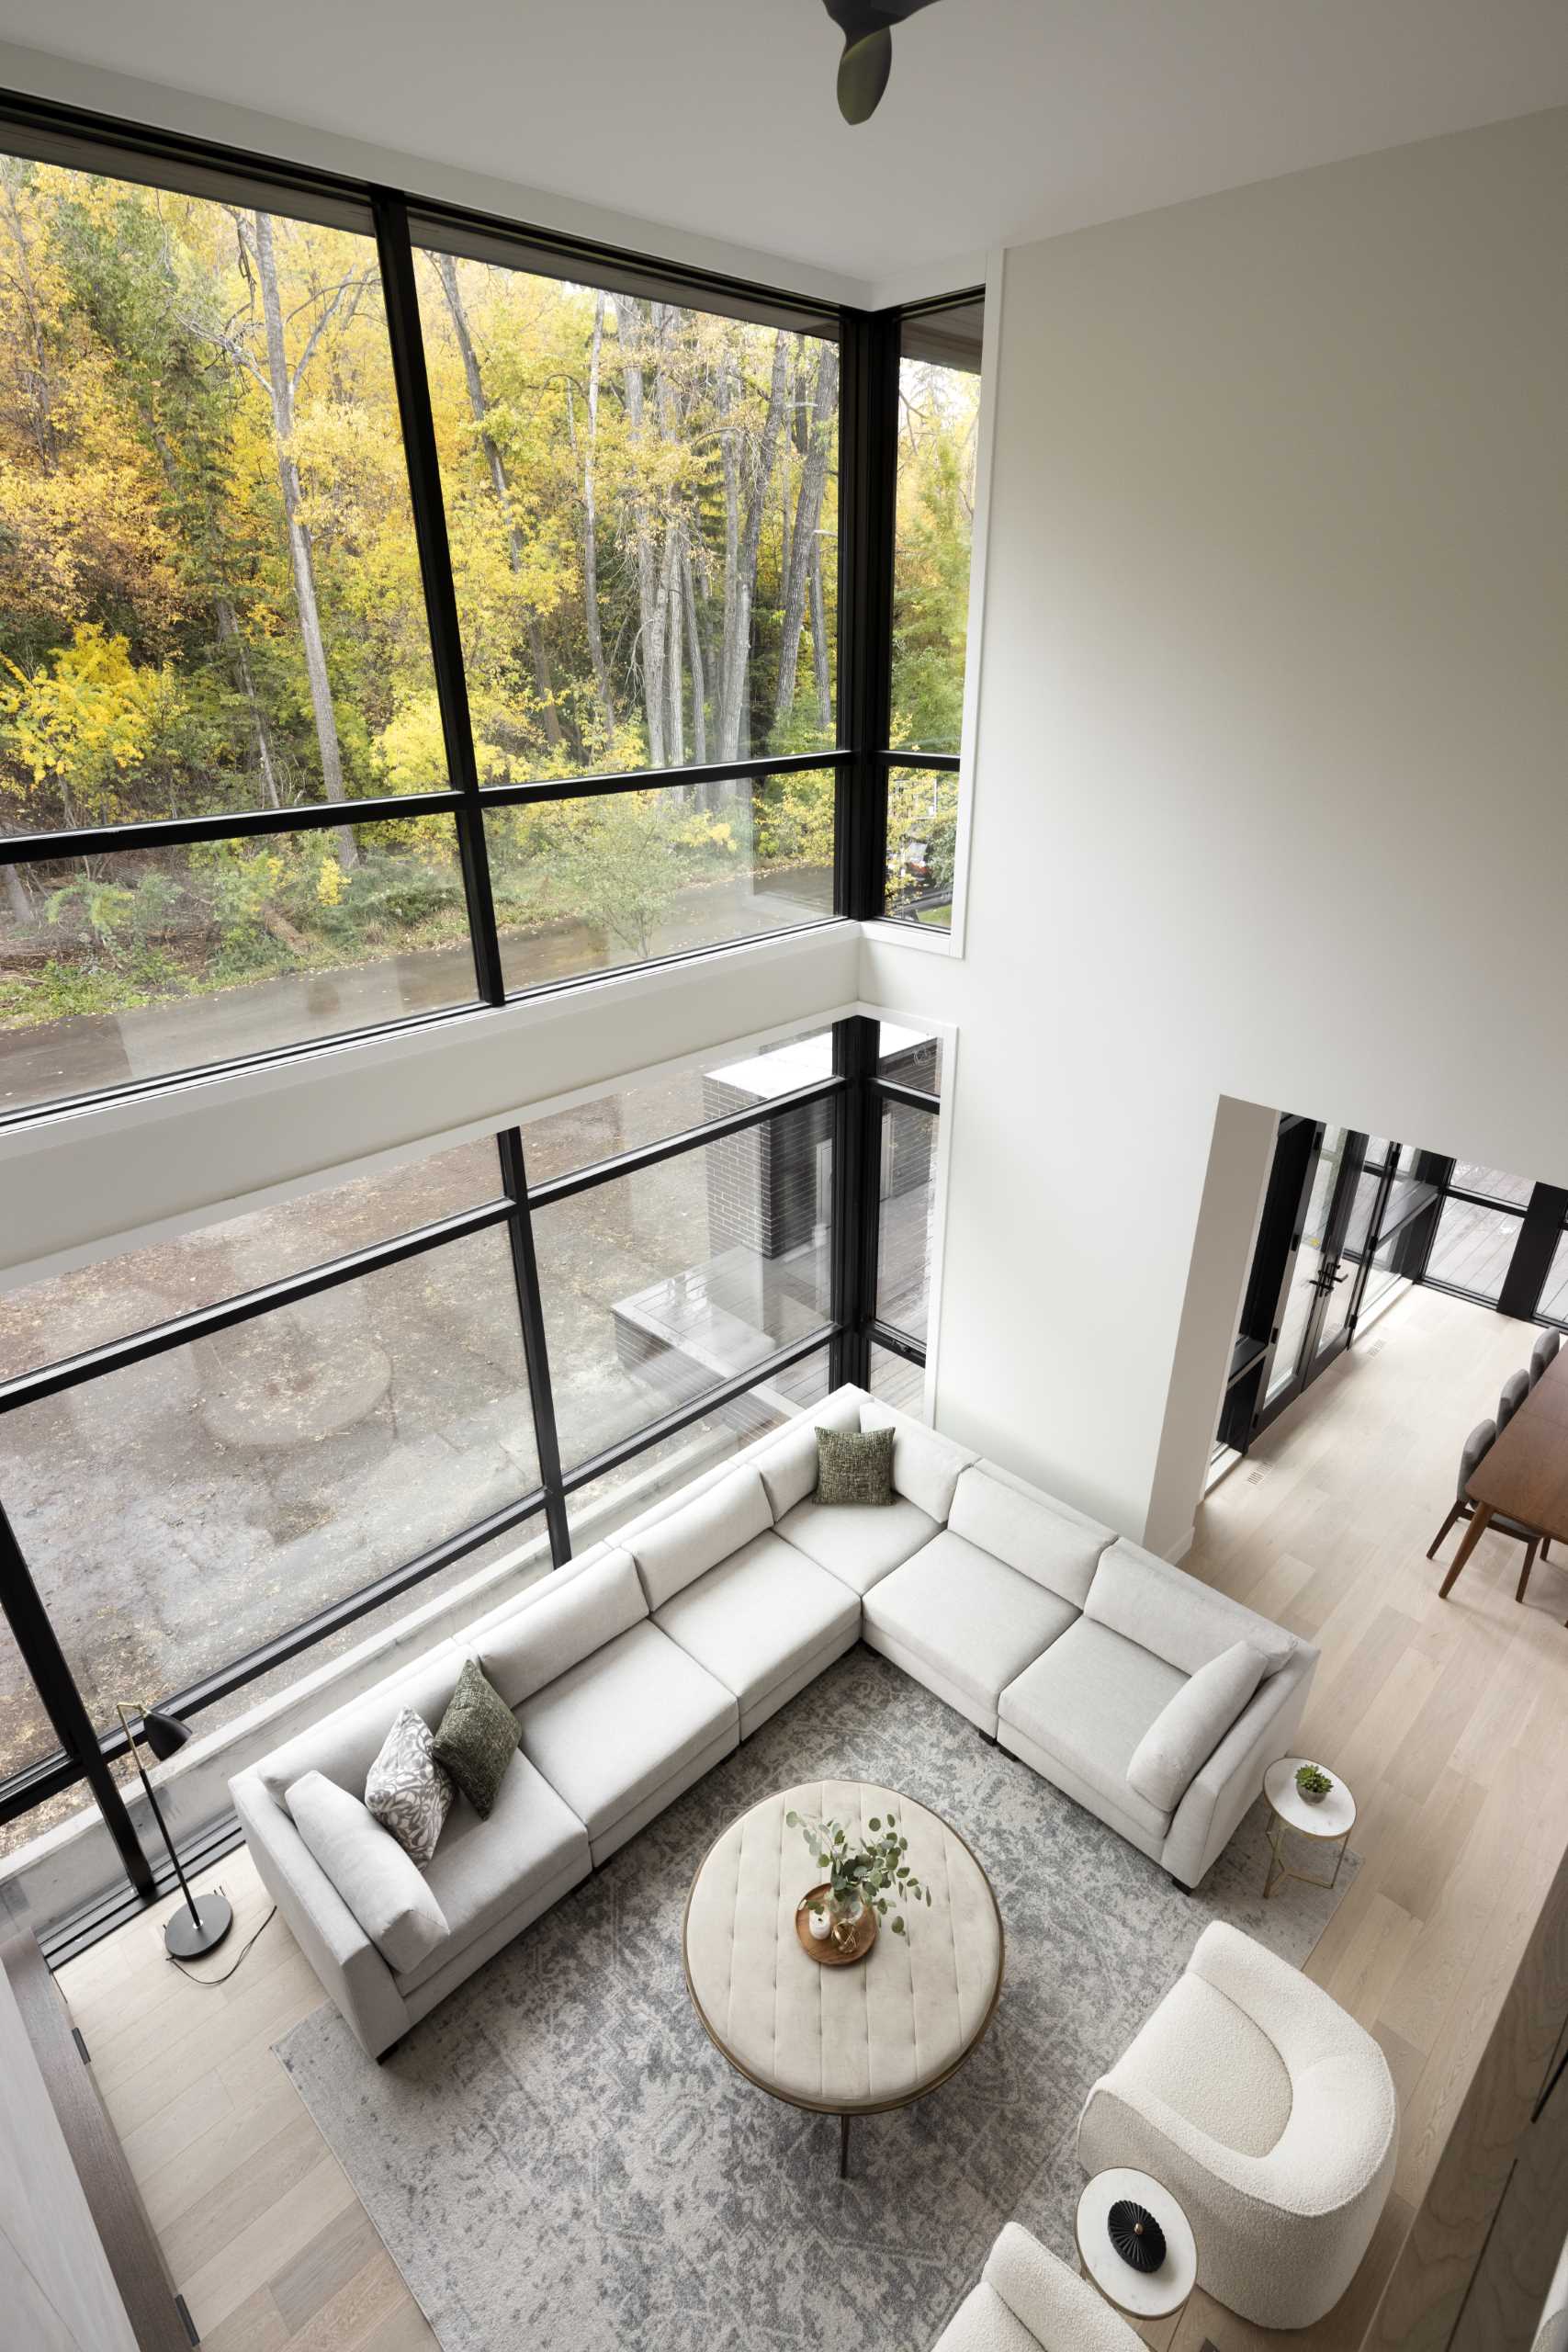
left=1530, top=1328, right=1561, bottom=1387
left=1427, top=1416, right=1542, bottom=1598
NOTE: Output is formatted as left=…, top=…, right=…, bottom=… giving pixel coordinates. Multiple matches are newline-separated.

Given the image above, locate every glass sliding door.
left=1264, top=1124, right=1356, bottom=1409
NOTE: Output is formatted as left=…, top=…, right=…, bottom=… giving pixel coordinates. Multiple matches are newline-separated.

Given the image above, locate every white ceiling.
left=4, top=1, right=1568, bottom=295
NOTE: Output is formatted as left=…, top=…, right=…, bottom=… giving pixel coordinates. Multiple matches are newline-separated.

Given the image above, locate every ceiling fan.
left=821, top=0, right=942, bottom=124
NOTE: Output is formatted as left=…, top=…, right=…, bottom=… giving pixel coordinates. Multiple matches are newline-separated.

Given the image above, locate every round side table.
left=1076, top=2168, right=1196, bottom=2323
left=1262, top=1757, right=1356, bottom=1900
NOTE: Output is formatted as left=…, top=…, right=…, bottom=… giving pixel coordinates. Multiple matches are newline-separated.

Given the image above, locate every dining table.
left=1438, top=1346, right=1568, bottom=1600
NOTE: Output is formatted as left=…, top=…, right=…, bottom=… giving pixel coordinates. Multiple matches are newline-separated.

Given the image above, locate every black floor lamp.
left=117, top=1702, right=233, bottom=1959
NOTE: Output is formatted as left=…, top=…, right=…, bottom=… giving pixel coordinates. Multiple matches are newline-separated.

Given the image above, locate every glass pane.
left=1425, top=1196, right=1524, bottom=1302
left=521, top=1024, right=832, bottom=1188
left=876, top=1022, right=941, bottom=1097
left=534, top=1102, right=835, bottom=1471
left=0, top=1227, right=538, bottom=1730
left=486, top=775, right=834, bottom=994
left=875, top=1098, right=938, bottom=1342
left=1, top=820, right=479, bottom=1114
left=417, top=247, right=839, bottom=778
left=0, top=1136, right=504, bottom=1380
left=0, top=1611, right=57, bottom=1792
left=1541, top=1230, right=1568, bottom=1326
left=566, top=1356, right=829, bottom=1549
left=870, top=1342, right=925, bottom=1416
left=0, top=155, right=443, bottom=831
left=1266, top=1124, right=1349, bottom=1403
left=1449, top=1163, right=1533, bottom=1206
left=891, top=298, right=982, bottom=757
left=885, top=767, right=958, bottom=930
left=182, top=1507, right=553, bottom=1749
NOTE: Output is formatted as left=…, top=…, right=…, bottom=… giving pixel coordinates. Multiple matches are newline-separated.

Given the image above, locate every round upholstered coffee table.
left=682, top=1779, right=1002, bottom=2177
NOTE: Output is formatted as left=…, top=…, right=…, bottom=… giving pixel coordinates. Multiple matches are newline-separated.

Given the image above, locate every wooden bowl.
left=795, top=1884, right=878, bottom=1968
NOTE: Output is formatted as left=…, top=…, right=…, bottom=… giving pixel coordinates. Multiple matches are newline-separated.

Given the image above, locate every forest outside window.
left=880, top=293, right=983, bottom=934
left=414, top=236, right=840, bottom=782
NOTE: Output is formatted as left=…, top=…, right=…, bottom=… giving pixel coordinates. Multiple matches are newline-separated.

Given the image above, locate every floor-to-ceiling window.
left=0, top=97, right=957, bottom=1931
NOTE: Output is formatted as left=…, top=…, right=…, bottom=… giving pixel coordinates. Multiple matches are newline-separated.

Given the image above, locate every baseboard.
left=1166, top=1524, right=1196, bottom=1566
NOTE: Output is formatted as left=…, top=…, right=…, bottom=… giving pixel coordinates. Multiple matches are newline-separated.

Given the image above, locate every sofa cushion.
left=257, top=1644, right=463, bottom=1807
left=285, top=1770, right=447, bottom=1974
left=626, top=1466, right=773, bottom=1611
left=816, top=1425, right=895, bottom=1506
left=433, top=1658, right=520, bottom=1819
left=949, top=1464, right=1115, bottom=1610
left=1086, top=1538, right=1295, bottom=1677
left=653, top=1532, right=859, bottom=1717
left=864, top=1532, right=1078, bottom=1724
left=1126, top=1640, right=1269, bottom=1814
left=998, top=1616, right=1187, bottom=1841
left=364, top=1705, right=454, bottom=1865
left=755, top=1389, right=862, bottom=1519
left=860, top=1398, right=977, bottom=1523
left=774, top=1493, right=940, bottom=1596
left=394, top=1749, right=591, bottom=1996
left=517, top=1620, right=737, bottom=1844
left=476, top=1548, right=646, bottom=1710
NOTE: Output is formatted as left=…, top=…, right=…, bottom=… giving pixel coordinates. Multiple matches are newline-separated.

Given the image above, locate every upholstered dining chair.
left=1077, top=1922, right=1397, bottom=2330
left=1427, top=1417, right=1545, bottom=1599
left=1530, top=1328, right=1562, bottom=1387
left=1497, top=1368, right=1531, bottom=1431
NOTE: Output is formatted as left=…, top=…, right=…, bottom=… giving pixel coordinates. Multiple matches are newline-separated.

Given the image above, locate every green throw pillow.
left=432, top=1658, right=519, bottom=1819
left=816, top=1424, right=895, bottom=1506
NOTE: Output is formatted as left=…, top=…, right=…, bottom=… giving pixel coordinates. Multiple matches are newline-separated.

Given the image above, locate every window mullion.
left=497, top=1129, right=571, bottom=1564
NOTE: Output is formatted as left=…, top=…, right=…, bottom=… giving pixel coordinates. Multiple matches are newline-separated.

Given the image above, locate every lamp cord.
left=165, top=1901, right=277, bottom=1984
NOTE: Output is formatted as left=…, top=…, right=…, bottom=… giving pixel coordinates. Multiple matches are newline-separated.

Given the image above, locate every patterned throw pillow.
left=365, top=1706, right=454, bottom=1866
left=432, top=1658, right=520, bottom=1820
left=816, top=1425, right=895, bottom=1507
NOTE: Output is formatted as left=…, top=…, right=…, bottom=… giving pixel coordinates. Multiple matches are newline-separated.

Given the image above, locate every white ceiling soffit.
left=0, top=5, right=1566, bottom=300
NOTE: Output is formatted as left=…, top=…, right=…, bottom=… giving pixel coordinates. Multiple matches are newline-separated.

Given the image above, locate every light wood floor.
left=55, top=1283, right=1568, bottom=2351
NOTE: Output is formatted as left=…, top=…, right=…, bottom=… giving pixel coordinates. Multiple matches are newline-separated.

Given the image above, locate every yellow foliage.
left=0, top=625, right=183, bottom=822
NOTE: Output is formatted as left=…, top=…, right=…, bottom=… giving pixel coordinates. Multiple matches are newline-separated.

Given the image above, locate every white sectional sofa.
left=231, top=1385, right=1316, bottom=2056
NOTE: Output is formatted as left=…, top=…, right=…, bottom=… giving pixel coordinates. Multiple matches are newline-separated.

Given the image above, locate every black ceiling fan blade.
left=823, top=0, right=943, bottom=124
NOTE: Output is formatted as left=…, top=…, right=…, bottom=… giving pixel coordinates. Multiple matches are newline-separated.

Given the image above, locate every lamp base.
left=164, top=1892, right=233, bottom=1960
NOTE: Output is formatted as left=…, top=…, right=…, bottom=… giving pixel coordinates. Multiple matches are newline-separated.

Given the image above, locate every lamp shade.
left=141, top=1706, right=194, bottom=1764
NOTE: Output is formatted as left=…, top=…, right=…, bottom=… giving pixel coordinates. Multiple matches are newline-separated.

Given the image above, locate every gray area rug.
left=277, top=1647, right=1359, bottom=2350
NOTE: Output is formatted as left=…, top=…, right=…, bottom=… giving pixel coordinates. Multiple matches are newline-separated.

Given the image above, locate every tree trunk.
left=579, top=292, right=615, bottom=739
left=615, top=295, right=666, bottom=767
left=716, top=330, right=790, bottom=763
left=679, top=526, right=708, bottom=769
left=252, top=210, right=356, bottom=865
left=214, top=594, right=282, bottom=808
left=662, top=526, right=683, bottom=769
left=4, top=856, right=34, bottom=933
left=432, top=252, right=570, bottom=755
left=809, top=541, right=832, bottom=735
left=772, top=344, right=839, bottom=743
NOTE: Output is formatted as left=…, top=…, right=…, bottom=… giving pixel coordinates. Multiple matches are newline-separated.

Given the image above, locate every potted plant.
left=1294, top=1762, right=1334, bottom=1808
left=785, top=1806, right=932, bottom=1951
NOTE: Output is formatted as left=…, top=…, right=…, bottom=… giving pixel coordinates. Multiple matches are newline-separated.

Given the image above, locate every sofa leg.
left=977, top=1727, right=998, bottom=1748
left=1169, top=1874, right=1191, bottom=1894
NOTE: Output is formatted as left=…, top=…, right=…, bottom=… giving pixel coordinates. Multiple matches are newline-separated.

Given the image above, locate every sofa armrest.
left=1160, top=1642, right=1318, bottom=1889
left=231, top=1769, right=410, bottom=2058
left=982, top=2222, right=1143, bottom=2348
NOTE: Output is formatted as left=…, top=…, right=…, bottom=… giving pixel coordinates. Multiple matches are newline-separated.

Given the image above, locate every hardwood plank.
left=177, top=2155, right=358, bottom=2335
left=198, top=2286, right=290, bottom=2352
left=270, top=2205, right=386, bottom=2335
left=280, top=2251, right=411, bottom=2352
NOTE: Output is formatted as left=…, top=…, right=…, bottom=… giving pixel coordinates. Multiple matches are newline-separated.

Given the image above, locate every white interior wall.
left=864, top=105, right=1568, bottom=1542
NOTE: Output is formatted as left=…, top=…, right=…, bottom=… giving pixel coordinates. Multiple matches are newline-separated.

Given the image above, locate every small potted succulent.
left=1294, top=1761, right=1334, bottom=1808
left=786, top=1805, right=931, bottom=1951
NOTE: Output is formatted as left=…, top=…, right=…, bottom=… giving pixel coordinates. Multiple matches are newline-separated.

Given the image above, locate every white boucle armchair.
left=1077, top=1922, right=1397, bottom=2330
left=932, top=2223, right=1142, bottom=2350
